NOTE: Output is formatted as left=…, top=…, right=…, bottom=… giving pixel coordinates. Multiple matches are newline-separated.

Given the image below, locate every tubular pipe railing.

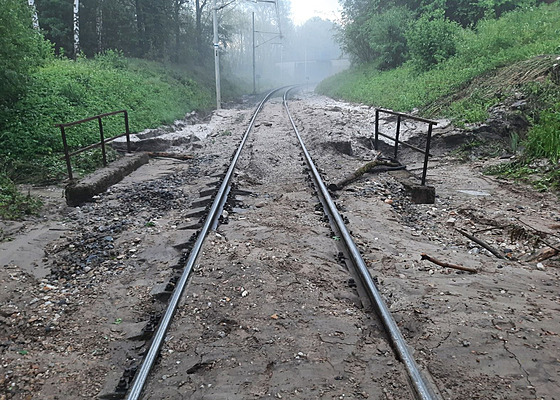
left=56, top=110, right=131, bottom=180
left=373, top=108, right=437, bottom=186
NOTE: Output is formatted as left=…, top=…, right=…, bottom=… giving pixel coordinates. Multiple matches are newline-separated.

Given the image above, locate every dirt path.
left=1, top=92, right=559, bottom=400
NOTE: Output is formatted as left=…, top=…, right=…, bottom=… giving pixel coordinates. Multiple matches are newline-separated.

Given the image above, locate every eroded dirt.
left=1, top=91, right=559, bottom=400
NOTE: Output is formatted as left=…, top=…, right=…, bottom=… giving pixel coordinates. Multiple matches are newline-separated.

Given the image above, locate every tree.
left=35, top=0, right=73, bottom=56
left=0, top=0, right=51, bottom=105
left=338, top=0, right=378, bottom=63
left=28, top=0, right=40, bottom=29
left=365, top=6, right=412, bottom=69
left=405, top=12, right=460, bottom=71
left=195, top=0, right=209, bottom=57
left=338, top=0, right=544, bottom=67
left=73, top=0, right=79, bottom=57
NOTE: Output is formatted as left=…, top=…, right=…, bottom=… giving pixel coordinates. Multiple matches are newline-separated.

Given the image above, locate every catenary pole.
left=213, top=0, right=221, bottom=109
left=252, top=11, right=256, bottom=94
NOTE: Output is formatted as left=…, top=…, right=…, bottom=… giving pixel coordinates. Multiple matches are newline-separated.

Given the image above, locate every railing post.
left=60, top=126, right=74, bottom=180
left=124, top=110, right=131, bottom=153
left=421, top=123, right=433, bottom=186
left=394, top=115, right=401, bottom=159
left=98, top=117, right=107, bottom=167
left=374, top=109, right=379, bottom=150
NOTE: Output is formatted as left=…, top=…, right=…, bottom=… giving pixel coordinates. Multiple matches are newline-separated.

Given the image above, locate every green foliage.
left=484, top=160, right=538, bottom=179
left=366, top=7, right=413, bottom=70
left=0, top=0, right=52, bottom=105
left=35, top=0, right=73, bottom=56
left=405, top=12, right=460, bottom=71
left=37, top=0, right=206, bottom=62
left=435, top=0, right=537, bottom=27
left=0, top=174, right=42, bottom=220
left=338, top=2, right=377, bottom=64
left=484, top=158, right=560, bottom=191
left=525, top=108, right=560, bottom=162
left=454, top=5, right=560, bottom=67
left=320, top=3, right=560, bottom=193
left=319, top=3, right=560, bottom=114
left=446, top=91, right=499, bottom=126
left=0, top=52, right=214, bottom=183
left=338, top=0, right=542, bottom=66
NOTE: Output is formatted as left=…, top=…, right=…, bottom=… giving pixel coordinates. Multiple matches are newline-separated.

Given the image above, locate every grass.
left=0, top=175, right=42, bottom=220
left=485, top=158, right=560, bottom=191
left=525, top=107, right=560, bottom=162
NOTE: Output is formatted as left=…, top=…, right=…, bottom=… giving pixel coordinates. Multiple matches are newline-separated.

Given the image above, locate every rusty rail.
left=56, top=110, right=132, bottom=180
left=373, top=108, right=437, bottom=185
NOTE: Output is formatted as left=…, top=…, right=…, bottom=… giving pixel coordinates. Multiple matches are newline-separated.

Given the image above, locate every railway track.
left=4, top=86, right=559, bottom=400
left=115, top=87, right=440, bottom=399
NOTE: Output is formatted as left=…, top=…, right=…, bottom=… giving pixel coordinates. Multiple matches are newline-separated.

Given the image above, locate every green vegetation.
left=319, top=4, right=560, bottom=113
left=0, top=0, right=234, bottom=219
left=0, top=0, right=51, bottom=106
left=364, top=6, right=413, bottom=70
left=0, top=175, right=42, bottom=220
left=526, top=108, right=560, bottom=162
left=485, top=157, right=560, bottom=191
left=405, top=11, right=460, bottom=72
left=487, top=103, right=560, bottom=191
left=0, top=51, right=219, bottom=217
left=0, top=52, right=215, bottom=182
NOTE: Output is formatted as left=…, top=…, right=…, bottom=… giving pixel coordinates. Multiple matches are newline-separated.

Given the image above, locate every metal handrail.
left=56, top=110, right=131, bottom=180
left=374, top=108, right=437, bottom=185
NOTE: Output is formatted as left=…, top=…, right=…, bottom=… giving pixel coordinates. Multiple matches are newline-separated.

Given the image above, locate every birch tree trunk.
left=96, top=0, right=103, bottom=53
left=27, top=0, right=39, bottom=29
left=73, top=0, right=80, bottom=58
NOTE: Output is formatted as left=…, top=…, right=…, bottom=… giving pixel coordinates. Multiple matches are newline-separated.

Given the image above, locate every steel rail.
left=282, top=88, right=439, bottom=400
left=126, top=87, right=286, bottom=400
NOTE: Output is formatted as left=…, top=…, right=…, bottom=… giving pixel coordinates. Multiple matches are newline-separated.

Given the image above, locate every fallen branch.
left=513, top=217, right=560, bottom=252
left=455, top=228, right=506, bottom=259
left=328, top=155, right=402, bottom=191
left=526, top=247, right=559, bottom=263
left=420, top=253, right=478, bottom=273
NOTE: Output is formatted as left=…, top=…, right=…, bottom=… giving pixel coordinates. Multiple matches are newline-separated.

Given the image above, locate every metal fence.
left=373, top=108, right=438, bottom=185
left=56, top=110, right=132, bottom=180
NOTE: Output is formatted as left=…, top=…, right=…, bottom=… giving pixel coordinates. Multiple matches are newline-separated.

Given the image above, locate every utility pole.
left=252, top=12, right=256, bottom=94
left=213, top=0, right=221, bottom=109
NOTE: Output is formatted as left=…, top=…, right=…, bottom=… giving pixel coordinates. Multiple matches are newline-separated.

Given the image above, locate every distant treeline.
left=338, top=0, right=557, bottom=71
left=34, top=0, right=213, bottom=62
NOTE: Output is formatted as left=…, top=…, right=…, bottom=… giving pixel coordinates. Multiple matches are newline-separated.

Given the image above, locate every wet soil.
left=1, top=91, right=559, bottom=400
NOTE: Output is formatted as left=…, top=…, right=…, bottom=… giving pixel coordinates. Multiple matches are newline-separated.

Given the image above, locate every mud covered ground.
left=1, top=91, right=559, bottom=400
